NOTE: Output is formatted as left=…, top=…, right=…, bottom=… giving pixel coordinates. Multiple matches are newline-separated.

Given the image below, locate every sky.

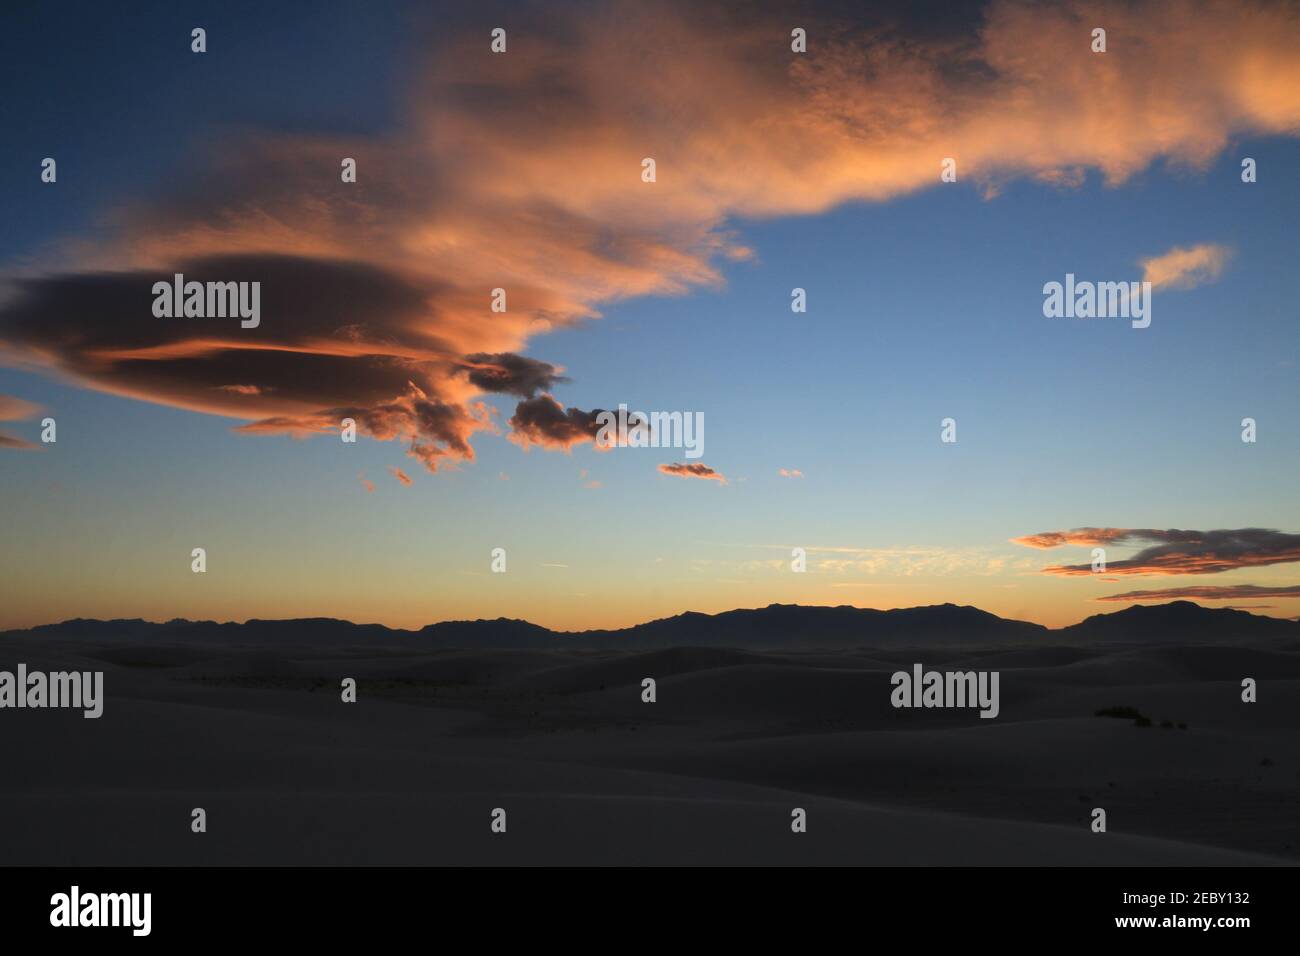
left=1, top=0, right=1298, bottom=631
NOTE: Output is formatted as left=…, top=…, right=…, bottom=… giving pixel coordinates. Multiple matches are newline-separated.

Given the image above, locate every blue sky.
left=2, top=0, right=1298, bottom=629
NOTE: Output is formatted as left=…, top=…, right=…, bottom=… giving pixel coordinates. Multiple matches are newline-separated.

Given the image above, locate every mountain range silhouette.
left=5, top=600, right=1297, bottom=648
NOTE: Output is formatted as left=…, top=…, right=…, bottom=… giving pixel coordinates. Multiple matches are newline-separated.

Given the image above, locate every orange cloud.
left=3, top=0, right=1298, bottom=475
left=1140, top=243, right=1233, bottom=290
left=1097, top=584, right=1300, bottom=601
left=1011, top=528, right=1145, bottom=549
left=0, top=393, right=41, bottom=450
left=1015, top=527, right=1300, bottom=575
left=659, top=462, right=727, bottom=483
left=0, top=395, right=40, bottom=421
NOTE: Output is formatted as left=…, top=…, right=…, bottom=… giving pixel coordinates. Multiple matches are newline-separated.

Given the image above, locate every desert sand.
left=1, top=605, right=1297, bottom=865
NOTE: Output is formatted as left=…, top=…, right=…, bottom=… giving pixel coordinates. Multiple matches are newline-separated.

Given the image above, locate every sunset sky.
left=2, top=0, right=1298, bottom=631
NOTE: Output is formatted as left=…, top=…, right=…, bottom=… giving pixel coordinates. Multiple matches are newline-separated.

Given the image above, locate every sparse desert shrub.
left=1095, top=705, right=1156, bottom=727
left=1095, top=706, right=1144, bottom=720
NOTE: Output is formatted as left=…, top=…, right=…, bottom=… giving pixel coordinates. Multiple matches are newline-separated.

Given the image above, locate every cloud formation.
left=1012, top=528, right=1156, bottom=549
left=1014, top=527, right=1300, bottom=575
left=1096, top=584, right=1300, bottom=602
left=1140, top=243, right=1233, bottom=290
left=458, top=353, right=569, bottom=399
left=658, top=462, right=727, bottom=483
left=3, top=0, right=1298, bottom=474
left=0, top=395, right=40, bottom=421
left=0, top=393, right=41, bottom=450
left=508, top=395, right=606, bottom=451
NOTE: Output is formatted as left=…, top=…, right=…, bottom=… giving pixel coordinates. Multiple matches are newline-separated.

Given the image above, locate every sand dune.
left=3, top=612, right=1298, bottom=864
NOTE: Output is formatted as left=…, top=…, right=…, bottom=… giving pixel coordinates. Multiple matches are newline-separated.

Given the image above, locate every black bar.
left=0, top=866, right=1284, bottom=942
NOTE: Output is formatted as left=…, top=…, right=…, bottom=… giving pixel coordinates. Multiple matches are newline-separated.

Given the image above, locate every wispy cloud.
left=711, top=543, right=1021, bottom=577
left=1140, top=243, right=1232, bottom=290
left=1096, top=583, right=1300, bottom=602
left=0, top=395, right=41, bottom=421
left=1014, top=527, right=1300, bottom=576
left=1013, top=528, right=1151, bottom=549
left=0, top=434, right=38, bottom=450
left=0, top=393, right=41, bottom=450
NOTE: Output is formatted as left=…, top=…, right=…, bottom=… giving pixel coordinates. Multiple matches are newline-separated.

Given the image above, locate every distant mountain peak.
left=5, top=600, right=1296, bottom=648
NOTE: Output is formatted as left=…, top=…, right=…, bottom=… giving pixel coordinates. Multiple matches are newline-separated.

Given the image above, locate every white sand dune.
left=2, top=629, right=1298, bottom=865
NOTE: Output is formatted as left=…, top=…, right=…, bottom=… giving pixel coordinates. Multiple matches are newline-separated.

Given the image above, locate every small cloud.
left=778, top=468, right=804, bottom=479
left=0, top=433, right=38, bottom=450
left=1096, top=584, right=1300, bottom=602
left=1140, top=243, right=1232, bottom=291
left=359, top=474, right=376, bottom=493
left=508, top=394, right=605, bottom=451
left=389, top=466, right=413, bottom=486
left=498, top=471, right=510, bottom=480
left=0, top=397, right=41, bottom=450
left=0, top=395, right=41, bottom=421
left=658, top=462, right=726, bottom=484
